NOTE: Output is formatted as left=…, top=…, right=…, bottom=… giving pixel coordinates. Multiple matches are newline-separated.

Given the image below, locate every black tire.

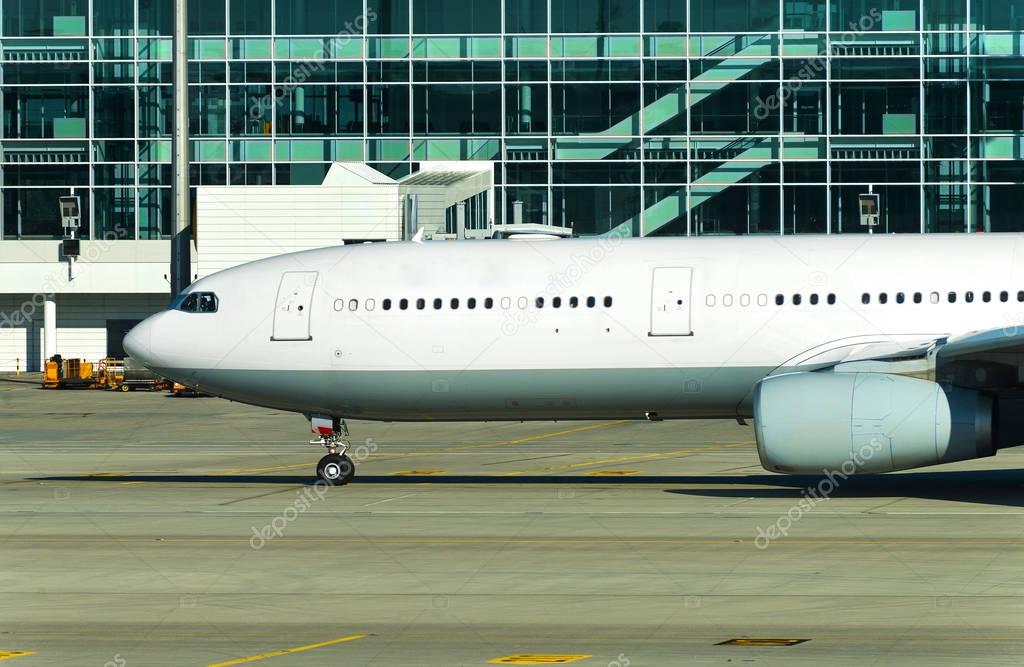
left=316, top=454, right=355, bottom=486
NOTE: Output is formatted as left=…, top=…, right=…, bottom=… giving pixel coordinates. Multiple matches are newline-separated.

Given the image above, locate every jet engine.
left=753, top=372, right=995, bottom=474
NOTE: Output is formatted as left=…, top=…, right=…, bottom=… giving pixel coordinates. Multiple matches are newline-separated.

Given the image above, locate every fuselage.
left=125, top=234, right=1024, bottom=422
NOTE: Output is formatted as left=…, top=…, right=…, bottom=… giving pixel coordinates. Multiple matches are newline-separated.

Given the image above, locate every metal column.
left=170, top=0, right=191, bottom=296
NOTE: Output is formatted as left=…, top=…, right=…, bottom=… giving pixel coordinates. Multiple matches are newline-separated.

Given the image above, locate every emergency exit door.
left=272, top=271, right=318, bottom=341
left=649, top=267, right=693, bottom=337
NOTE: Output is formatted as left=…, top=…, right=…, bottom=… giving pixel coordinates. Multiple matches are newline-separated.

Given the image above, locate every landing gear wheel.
left=316, top=453, right=355, bottom=486
left=120, top=384, right=131, bottom=392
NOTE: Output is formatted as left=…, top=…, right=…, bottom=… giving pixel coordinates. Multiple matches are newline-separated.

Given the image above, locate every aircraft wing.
left=802, top=326, right=1024, bottom=392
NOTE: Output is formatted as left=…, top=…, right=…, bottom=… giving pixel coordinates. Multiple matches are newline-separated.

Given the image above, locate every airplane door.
left=650, top=267, right=693, bottom=337
left=272, top=271, right=318, bottom=341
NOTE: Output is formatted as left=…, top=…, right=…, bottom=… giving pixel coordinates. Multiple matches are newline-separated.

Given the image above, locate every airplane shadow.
left=34, top=468, right=1024, bottom=508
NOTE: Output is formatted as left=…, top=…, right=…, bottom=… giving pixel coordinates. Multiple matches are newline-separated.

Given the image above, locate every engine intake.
left=753, top=372, right=995, bottom=474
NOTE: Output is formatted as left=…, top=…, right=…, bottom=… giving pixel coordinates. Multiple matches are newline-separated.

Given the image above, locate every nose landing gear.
left=310, top=416, right=356, bottom=486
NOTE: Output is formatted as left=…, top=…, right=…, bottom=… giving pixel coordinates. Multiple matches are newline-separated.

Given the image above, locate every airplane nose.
left=123, top=318, right=153, bottom=364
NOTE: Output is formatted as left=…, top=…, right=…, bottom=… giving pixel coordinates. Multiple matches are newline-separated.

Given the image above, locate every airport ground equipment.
left=170, top=382, right=209, bottom=397
left=42, top=356, right=101, bottom=390
left=99, top=358, right=125, bottom=390
left=118, top=357, right=169, bottom=392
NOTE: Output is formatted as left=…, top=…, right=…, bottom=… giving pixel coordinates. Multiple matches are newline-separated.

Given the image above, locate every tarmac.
left=1, top=376, right=1022, bottom=666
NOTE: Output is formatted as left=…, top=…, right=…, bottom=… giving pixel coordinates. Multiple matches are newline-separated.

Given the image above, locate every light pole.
left=170, top=0, right=191, bottom=297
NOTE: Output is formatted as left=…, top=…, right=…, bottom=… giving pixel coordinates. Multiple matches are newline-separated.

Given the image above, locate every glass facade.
left=3, top=0, right=1024, bottom=239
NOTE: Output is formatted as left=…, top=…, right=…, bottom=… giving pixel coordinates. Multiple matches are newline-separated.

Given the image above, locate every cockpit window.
left=177, top=292, right=219, bottom=313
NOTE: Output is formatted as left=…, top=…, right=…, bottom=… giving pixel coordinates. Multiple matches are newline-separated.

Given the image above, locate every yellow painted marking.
left=370, top=421, right=632, bottom=462
left=119, top=481, right=145, bottom=485
left=205, top=634, right=368, bottom=667
left=585, top=470, right=639, bottom=476
left=489, top=655, right=592, bottom=665
left=0, top=652, right=34, bottom=661
left=217, top=461, right=316, bottom=475
left=499, top=441, right=754, bottom=476
left=718, top=638, right=809, bottom=647
left=101, top=421, right=633, bottom=478
left=391, top=469, right=445, bottom=476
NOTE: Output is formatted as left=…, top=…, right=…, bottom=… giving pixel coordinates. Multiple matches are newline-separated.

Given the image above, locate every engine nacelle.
left=753, top=372, right=995, bottom=474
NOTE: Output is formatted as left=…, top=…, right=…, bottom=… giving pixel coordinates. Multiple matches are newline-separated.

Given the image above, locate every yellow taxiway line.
left=199, top=420, right=633, bottom=476
left=498, top=440, right=754, bottom=476
left=205, top=634, right=368, bottom=667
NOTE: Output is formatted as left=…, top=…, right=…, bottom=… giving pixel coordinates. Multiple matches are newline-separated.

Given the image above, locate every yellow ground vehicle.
left=116, top=357, right=169, bottom=391
left=99, top=358, right=125, bottom=390
left=42, top=356, right=101, bottom=389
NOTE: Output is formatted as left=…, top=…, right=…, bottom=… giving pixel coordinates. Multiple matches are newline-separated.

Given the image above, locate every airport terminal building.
left=2, top=0, right=1024, bottom=368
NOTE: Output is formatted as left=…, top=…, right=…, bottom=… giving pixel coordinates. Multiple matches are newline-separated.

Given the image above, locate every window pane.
left=94, top=88, right=135, bottom=138
left=691, top=0, right=779, bottom=32
left=507, top=0, right=546, bottom=33
left=94, top=188, right=136, bottom=239
left=645, top=0, right=686, bottom=32
left=94, top=0, right=134, bottom=36
left=188, top=0, right=224, bottom=35
left=413, top=0, right=500, bottom=34
left=189, top=85, right=228, bottom=136
left=277, top=0, right=363, bottom=35
left=230, top=0, right=270, bottom=34
left=414, top=85, right=501, bottom=135
left=4, top=189, right=90, bottom=239
left=368, top=86, right=409, bottom=135
left=369, top=0, right=410, bottom=34
left=3, top=0, right=90, bottom=36
left=552, top=0, right=640, bottom=32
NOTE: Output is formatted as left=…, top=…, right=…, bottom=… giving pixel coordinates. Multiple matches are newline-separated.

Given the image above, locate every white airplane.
left=124, top=233, right=1024, bottom=485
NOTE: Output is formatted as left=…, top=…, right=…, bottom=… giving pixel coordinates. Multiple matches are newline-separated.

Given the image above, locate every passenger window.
left=1001, top=291, right=1009, bottom=303
left=862, top=293, right=871, bottom=305
left=518, top=297, right=528, bottom=309
left=501, top=297, right=511, bottom=309
left=706, top=295, right=716, bottom=307
left=570, top=297, right=579, bottom=308
left=333, top=299, right=344, bottom=312
left=913, top=293, right=922, bottom=304
left=400, top=298, right=409, bottom=310
left=758, top=294, right=768, bottom=307
left=723, top=294, right=734, bottom=307
left=1017, top=291, right=1024, bottom=302
left=948, top=292, right=957, bottom=303
left=775, top=294, right=784, bottom=306
left=896, top=293, right=905, bottom=304
left=810, top=294, right=819, bottom=305
left=348, top=299, right=358, bottom=311
left=536, top=297, right=545, bottom=308
left=433, top=298, right=443, bottom=310
left=879, top=293, right=888, bottom=305
left=366, top=299, right=376, bottom=311
left=467, top=298, right=477, bottom=310
left=416, top=298, right=426, bottom=310
left=604, top=296, right=613, bottom=307
left=982, top=292, right=991, bottom=303
left=930, top=292, right=940, bottom=304
left=484, top=298, right=494, bottom=309
left=451, top=298, right=459, bottom=310
left=586, top=296, right=596, bottom=308
left=965, top=291, right=974, bottom=303
left=792, top=294, right=802, bottom=306
left=740, top=294, right=751, bottom=307
left=827, top=294, right=836, bottom=305
left=383, top=299, right=392, bottom=311
left=553, top=297, right=562, bottom=308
